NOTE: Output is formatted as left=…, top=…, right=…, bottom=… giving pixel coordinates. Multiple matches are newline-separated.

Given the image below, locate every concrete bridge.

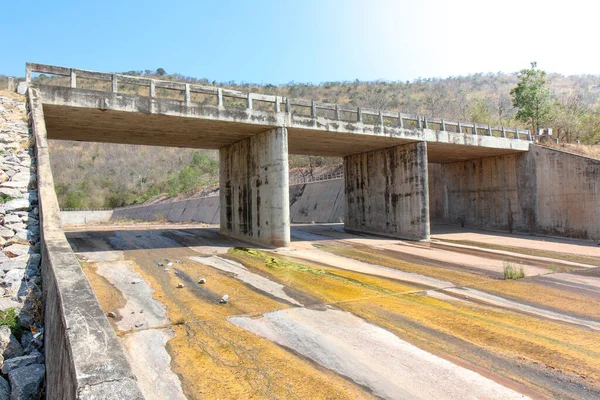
left=27, top=63, right=533, bottom=247
left=21, top=62, right=600, bottom=399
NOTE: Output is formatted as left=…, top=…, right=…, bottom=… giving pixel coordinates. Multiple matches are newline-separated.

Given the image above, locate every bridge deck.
left=30, top=63, right=531, bottom=162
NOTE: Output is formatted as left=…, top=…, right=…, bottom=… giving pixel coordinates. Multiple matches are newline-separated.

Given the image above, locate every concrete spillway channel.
left=64, top=223, right=600, bottom=399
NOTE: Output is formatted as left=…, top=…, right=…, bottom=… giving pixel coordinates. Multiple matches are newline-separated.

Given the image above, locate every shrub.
left=503, top=261, right=525, bottom=280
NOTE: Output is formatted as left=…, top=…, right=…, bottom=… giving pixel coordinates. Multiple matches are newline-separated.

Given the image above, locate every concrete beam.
left=220, top=127, right=290, bottom=247
left=344, top=142, right=430, bottom=240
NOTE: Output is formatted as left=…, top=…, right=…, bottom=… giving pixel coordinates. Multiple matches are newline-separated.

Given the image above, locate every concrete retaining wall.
left=112, top=179, right=344, bottom=226
left=429, top=145, right=600, bottom=240
left=289, top=179, right=344, bottom=223
left=30, top=88, right=144, bottom=399
left=60, top=210, right=114, bottom=225
left=112, top=196, right=220, bottom=224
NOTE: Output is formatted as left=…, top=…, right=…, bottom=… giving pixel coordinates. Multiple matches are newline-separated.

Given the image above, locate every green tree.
left=510, top=62, right=552, bottom=135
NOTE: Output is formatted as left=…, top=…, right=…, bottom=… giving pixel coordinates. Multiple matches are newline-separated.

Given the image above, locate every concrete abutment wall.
left=428, top=144, right=600, bottom=240
left=344, top=142, right=430, bottom=240
left=219, top=127, right=290, bottom=247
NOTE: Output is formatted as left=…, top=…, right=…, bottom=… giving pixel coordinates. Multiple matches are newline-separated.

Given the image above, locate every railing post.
left=247, top=93, right=253, bottom=109
left=7, top=77, right=13, bottom=91
left=487, top=124, right=492, bottom=136
left=25, top=65, right=31, bottom=85
left=440, top=119, right=446, bottom=131
left=311, top=100, right=317, bottom=117
left=149, top=80, right=156, bottom=98
left=501, top=126, right=506, bottom=138
left=398, top=112, right=404, bottom=128
left=112, top=74, right=118, bottom=93
left=185, top=84, right=191, bottom=107
left=286, top=97, right=291, bottom=113
left=514, top=129, right=519, bottom=139
left=527, top=130, right=532, bottom=141
left=335, top=104, right=340, bottom=120
left=457, top=121, right=462, bottom=133
left=275, top=96, right=280, bottom=113
left=217, top=87, right=223, bottom=107
left=416, top=116, right=421, bottom=129
left=357, top=107, right=363, bottom=123
left=378, top=110, right=384, bottom=126
left=472, top=123, right=478, bottom=135
left=423, top=117, right=428, bottom=129
left=70, top=69, right=77, bottom=88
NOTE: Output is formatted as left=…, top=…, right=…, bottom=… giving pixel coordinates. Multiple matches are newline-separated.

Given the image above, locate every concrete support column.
left=219, top=127, right=290, bottom=247
left=344, top=141, right=430, bottom=240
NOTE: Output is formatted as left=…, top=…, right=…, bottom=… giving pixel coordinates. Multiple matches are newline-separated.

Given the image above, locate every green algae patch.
left=314, top=243, right=491, bottom=286
left=226, top=247, right=418, bottom=303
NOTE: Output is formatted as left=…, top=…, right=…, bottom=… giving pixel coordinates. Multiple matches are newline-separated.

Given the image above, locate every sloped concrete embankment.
left=29, top=87, right=144, bottom=399
left=110, top=178, right=345, bottom=225
left=429, top=145, right=600, bottom=240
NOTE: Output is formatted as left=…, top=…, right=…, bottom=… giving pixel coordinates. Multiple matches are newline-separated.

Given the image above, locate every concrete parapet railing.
left=29, top=87, right=144, bottom=399
left=26, top=62, right=532, bottom=141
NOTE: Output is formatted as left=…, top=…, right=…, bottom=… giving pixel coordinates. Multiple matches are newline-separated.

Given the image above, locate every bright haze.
left=3, top=0, right=598, bottom=83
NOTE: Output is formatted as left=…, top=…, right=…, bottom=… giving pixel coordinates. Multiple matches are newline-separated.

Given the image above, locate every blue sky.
left=3, top=0, right=599, bottom=84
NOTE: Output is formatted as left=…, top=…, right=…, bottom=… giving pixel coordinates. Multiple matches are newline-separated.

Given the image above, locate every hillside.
left=21, top=67, right=600, bottom=208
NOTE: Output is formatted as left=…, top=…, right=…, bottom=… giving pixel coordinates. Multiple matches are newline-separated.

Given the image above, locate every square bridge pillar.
left=219, top=127, right=290, bottom=247
left=344, top=141, right=430, bottom=240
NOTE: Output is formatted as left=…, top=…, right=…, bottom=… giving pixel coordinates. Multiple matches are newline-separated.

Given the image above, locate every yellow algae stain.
left=224, top=248, right=421, bottom=303
left=435, top=238, right=600, bottom=267
left=119, top=251, right=374, bottom=399
left=167, top=320, right=375, bottom=400
left=340, top=293, right=600, bottom=386
left=80, top=261, right=127, bottom=315
left=474, top=279, right=600, bottom=322
left=314, top=243, right=491, bottom=286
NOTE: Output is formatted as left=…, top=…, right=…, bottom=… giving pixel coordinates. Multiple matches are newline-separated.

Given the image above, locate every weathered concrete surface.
left=37, top=84, right=530, bottom=161
left=429, top=144, right=600, bottom=240
left=345, top=142, right=430, bottom=240
left=229, top=307, right=528, bottom=400
left=220, top=127, right=290, bottom=247
left=61, top=210, right=114, bottom=225
left=29, top=87, right=144, bottom=399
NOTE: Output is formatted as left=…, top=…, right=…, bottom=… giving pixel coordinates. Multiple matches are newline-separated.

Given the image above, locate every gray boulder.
left=3, top=200, right=28, bottom=213
left=0, top=376, right=9, bottom=400
left=8, top=364, right=44, bottom=400
left=1, top=353, right=43, bottom=375
left=0, top=326, right=24, bottom=361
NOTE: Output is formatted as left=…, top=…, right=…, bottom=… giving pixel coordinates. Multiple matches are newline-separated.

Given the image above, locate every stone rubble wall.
left=0, top=91, right=45, bottom=399
left=28, top=87, right=144, bottom=399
